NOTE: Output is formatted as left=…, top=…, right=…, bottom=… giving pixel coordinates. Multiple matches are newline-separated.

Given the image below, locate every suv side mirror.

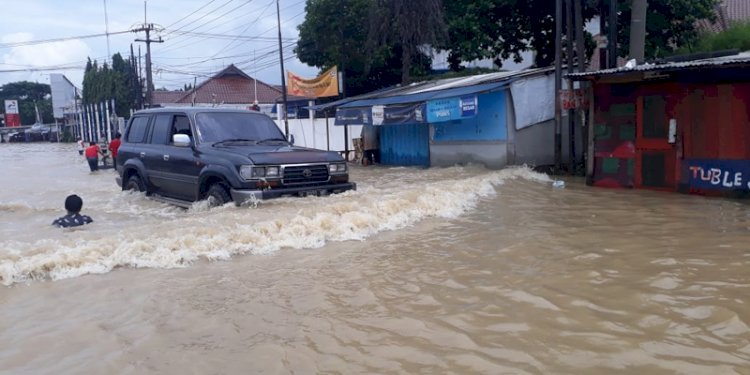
left=288, top=134, right=295, bottom=145
left=173, top=133, right=191, bottom=147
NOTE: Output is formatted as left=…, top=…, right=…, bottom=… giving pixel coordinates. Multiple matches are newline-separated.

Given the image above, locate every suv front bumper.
left=230, top=182, right=357, bottom=204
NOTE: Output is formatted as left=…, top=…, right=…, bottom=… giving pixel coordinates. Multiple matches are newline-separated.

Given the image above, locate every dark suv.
left=115, top=108, right=355, bottom=207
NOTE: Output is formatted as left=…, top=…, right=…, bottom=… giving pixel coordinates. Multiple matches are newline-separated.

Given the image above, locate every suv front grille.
left=282, top=164, right=329, bottom=185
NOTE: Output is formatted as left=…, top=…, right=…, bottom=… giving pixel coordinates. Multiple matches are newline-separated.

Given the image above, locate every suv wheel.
left=206, top=184, right=231, bottom=207
left=125, top=174, right=146, bottom=193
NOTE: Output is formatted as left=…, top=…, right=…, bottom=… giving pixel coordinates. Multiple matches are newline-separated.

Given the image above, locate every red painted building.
left=569, top=53, right=750, bottom=197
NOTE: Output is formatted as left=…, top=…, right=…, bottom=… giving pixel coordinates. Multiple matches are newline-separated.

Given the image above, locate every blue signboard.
left=683, top=159, right=750, bottom=191
left=427, top=95, right=477, bottom=123
left=460, top=95, right=477, bottom=117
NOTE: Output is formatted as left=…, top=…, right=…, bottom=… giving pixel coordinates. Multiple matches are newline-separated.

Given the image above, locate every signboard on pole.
left=287, top=66, right=339, bottom=98
left=4, top=100, right=20, bottom=127
left=50, top=73, right=77, bottom=119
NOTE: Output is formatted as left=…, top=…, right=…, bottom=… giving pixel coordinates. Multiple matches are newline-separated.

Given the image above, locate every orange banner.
left=287, top=66, right=339, bottom=98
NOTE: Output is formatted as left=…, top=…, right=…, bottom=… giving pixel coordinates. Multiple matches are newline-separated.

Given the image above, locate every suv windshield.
left=195, top=112, right=286, bottom=144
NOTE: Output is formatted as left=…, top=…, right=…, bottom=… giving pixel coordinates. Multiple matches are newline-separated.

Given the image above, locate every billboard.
left=287, top=66, right=339, bottom=98
left=4, top=100, right=20, bottom=127
left=50, top=73, right=77, bottom=119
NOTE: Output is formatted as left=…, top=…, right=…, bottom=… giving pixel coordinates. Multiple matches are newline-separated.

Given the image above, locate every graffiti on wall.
left=684, top=159, right=750, bottom=191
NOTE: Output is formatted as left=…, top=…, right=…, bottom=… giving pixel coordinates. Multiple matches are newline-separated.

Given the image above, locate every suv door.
left=148, top=113, right=202, bottom=200
left=122, top=115, right=156, bottom=185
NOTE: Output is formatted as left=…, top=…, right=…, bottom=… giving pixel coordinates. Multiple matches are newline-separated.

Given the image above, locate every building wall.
left=678, top=82, right=750, bottom=196
left=275, top=117, right=362, bottom=155
left=429, top=90, right=508, bottom=167
left=430, top=141, right=508, bottom=168
left=589, top=78, right=750, bottom=197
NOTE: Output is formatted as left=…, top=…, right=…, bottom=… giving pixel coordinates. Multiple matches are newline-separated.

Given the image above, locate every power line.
left=0, top=30, right=131, bottom=49
left=161, top=0, right=236, bottom=37
left=163, top=0, right=218, bottom=29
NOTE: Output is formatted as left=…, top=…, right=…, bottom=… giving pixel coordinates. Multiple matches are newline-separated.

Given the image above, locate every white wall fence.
left=274, top=117, right=362, bottom=155
left=77, top=99, right=119, bottom=143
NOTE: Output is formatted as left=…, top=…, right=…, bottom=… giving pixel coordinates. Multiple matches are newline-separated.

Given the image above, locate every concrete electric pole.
left=134, top=22, right=162, bottom=108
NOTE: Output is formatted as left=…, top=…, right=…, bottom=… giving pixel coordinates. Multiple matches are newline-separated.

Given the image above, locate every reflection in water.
left=0, top=143, right=748, bottom=374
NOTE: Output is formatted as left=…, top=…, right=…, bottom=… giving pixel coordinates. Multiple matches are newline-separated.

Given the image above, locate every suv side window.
left=127, top=116, right=150, bottom=143
left=151, top=114, right=172, bottom=145
left=172, top=115, right=192, bottom=141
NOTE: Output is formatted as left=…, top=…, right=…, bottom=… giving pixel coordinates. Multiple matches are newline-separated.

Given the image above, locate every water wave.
left=0, top=167, right=550, bottom=286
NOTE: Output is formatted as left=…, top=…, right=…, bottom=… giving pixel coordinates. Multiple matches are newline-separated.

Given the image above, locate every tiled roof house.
left=152, top=64, right=310, bottom=107
left=697, top=0, right=750, bottom=33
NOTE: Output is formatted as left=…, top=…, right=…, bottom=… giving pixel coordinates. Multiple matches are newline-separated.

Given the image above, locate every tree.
left=617, top=0, right=718, bottom=59
left=441, top=0, right=598, bottom=69
left=674, top=21, right=750, bottom=55
left=367, top=0, right=447, bottom=83
left=82, top=53, right=141, bottom=115
left=296, top=0, right=430, bottom=95
left=0, top=81, right=53, bottom=124
left=297, top=0, right=386, bottom=96
left=441, top=0, right=716, bottom=69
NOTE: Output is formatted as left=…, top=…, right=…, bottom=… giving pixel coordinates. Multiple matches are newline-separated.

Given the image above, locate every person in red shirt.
left=108, top=132, right=122, bottom=167
left=84, top=141, right=101, bottom=172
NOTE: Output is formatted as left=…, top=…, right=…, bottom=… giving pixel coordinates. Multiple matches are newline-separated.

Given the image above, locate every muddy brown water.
left=1, top=143, right=748, bottom=374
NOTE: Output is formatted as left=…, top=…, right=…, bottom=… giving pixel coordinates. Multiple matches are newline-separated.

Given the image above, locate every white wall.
left=273, top=117, right=362, bottom=154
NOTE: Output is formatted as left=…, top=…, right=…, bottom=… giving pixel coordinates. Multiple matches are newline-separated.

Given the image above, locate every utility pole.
left=554, top=0, right=563, bottom=171
left=629, top=0, right=648, bottom=63
left=608, top=0, right=618, bottom=68
left=134, top=22, right=162, bottom=108
left=276, top=0, right=290, bottom=137
left=566, top=0, right=575, bottom=171
left=103, top=0, right=111, bottom=59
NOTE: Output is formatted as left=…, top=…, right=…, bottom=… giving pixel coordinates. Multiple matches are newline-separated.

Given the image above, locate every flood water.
left=1, top=143, right=749, bottom=374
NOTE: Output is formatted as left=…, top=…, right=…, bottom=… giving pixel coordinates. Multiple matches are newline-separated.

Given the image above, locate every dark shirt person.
left=52, top=194, right=93, bottom=228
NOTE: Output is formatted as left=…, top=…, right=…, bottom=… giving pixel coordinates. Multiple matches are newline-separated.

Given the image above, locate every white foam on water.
left=0, top=166, right=550, bottom=285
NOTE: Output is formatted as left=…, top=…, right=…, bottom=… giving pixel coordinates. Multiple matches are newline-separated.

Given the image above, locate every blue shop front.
left=333, top=68, right=561, bottom=169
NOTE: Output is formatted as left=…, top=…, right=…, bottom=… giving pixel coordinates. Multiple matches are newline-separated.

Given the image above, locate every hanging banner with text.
left=4, top=99, right=20, bottom=127
left=426, top=95, right=478, bottom=123
left=335, top=107, right=371, bottom=125
left=287, top=66, right=339, bottom=98
left=372, top=102, right=426, bottom=125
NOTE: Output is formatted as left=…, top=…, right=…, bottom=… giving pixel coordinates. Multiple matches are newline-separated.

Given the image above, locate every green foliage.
left=673, top=21, right=750, bottom=55
left=297, top=0, right=719, bottom=91
left=0, top=81, right=54, bottom=124
left=295, top=0, right=431, bottom=95
left=82, top=53, right=141, bottom=117
left=367, top=0, right=446, bottom=83
left=617, top=0, right=719, bottom=59
left=441, top=0, right=599, bottom=69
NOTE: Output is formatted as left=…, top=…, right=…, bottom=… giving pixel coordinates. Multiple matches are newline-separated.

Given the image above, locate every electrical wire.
left=0, top=30, right=131, bottom=49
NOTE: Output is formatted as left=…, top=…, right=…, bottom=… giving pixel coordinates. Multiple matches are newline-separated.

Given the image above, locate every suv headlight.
left=328, top=163, right=347, bottom=174
left=240, top=165, right=280, bottom=180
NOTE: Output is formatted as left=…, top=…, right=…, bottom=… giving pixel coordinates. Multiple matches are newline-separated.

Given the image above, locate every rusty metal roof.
left=568, top=52, right=750, bottom=79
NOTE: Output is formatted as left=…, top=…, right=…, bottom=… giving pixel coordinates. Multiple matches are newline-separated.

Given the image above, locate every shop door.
left=635, top=90, right=678, bottom=190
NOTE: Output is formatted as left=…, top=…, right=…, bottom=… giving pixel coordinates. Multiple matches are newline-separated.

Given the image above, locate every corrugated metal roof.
left=333, top=68, right=553, bottom=108
left=340, top=81, right=510, bottom=108
left=569, top=53, right=750, bottom=78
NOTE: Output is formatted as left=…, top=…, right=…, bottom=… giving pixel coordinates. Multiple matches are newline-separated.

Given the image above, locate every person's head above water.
left=64, top=194, right=83, bottom=214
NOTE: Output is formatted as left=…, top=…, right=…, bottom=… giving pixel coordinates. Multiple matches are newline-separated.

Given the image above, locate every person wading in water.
left=84, top=141, right=101, bottom=172
left=52, top=194, right=93, bottom=228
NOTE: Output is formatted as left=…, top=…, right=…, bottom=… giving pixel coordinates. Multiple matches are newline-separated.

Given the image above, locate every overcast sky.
left=0, top=0, right=318, bottom=90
